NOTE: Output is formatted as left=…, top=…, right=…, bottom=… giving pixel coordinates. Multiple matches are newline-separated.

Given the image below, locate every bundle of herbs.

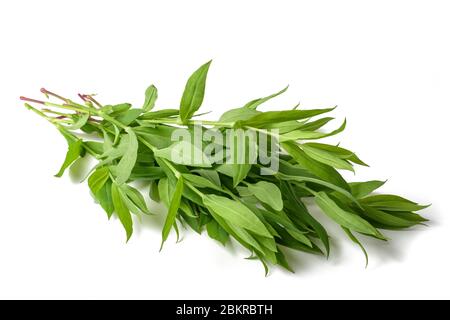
left=21, top=61, right=428, bottom=273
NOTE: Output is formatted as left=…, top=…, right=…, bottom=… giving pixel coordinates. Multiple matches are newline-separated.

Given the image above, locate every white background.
left=0, top=0, right=449, bottom=300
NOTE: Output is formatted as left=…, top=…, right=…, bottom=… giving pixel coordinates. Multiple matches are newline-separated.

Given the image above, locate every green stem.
left=44, top=101, right=89, bottom=114
left=245, top=126, right=279, bottom=139
left=140, top=118, right=233, bottom=128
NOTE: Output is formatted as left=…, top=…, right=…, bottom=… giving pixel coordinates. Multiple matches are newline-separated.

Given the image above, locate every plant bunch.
left=21, top=61, right=428, bottom=273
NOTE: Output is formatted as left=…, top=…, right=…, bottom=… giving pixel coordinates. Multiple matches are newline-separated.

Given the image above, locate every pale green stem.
left=141, top=118, right=233, bottom=128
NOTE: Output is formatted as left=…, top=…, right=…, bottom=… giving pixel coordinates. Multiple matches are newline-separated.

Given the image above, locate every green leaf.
left=161, top=176, right=184, bottom=249
left=247, top=181, right=283, bottom=211
left=129, top=166, right=165, bottom=180
left=239, top=107, right=335, bottom=128
left=142, top=85, right=158, bottom=112
left=280, top=119, right=346, bottom=141
left=361, top=205, right=419, bottom=228
left=182, top=173, right=223, bottom=192
left=224, top=222, right=265, bottom=254
left=149, top=180, right=160, bottom=202
left=114, top=109, right=143, bottom=126
left=315, top=191, right=385, bottom=239
left=299, top=117, right=334, bottom=131
left=277, top=173, right=356, bottom=204
left=243, top=86, right=289, bottom=110
left=304, top=142, right=368, bottom=166
left=135, top=125, right=178, bottom=149
left=83, top=141, right=104, bottom=156
left=260, top=208, right=312, bottom=248
left=114, top=128, right=139, bottom=185
left=64, top=113, right=90, bottom=130
left=88, top=167, right=110, bottom=194
left=111, top=182, right=133, bottom=241
left=232, top=164, right=252, bottom=187
left=191, top=169, right=221, bottom=186
left=139, top=109, right=179, bottom=120
left=349, top=180, right=386, bottom=199
left=122, top=185, right=151, bottom=215
left=116, top=128, right=139, bottom=184
left=228, top=131, right=258, bottom=187
left=101, top=128, right=113, bottom=152
left=103, top=103, right=132, bottom=115
left=96, top=180, right=114, bottom=219
left=275, top=249, right=295, bottom=273
left=281, top=141, right=350, bottom=191
left=154, top=141, right=212, bottom=167
left=387, top=211, right=428, bottom=222
left=360, top=194, right=429, bottom=212
left=342, top=227, right=368, bottom=267
left=203, top=195, right=272, bottom=238
left=255, top=234, right=278, bottom=254
left=219, top=107, right=260, bottom=123
left=55, top=131, right=83, bottom=177
left=301, top=144, right=354, bottom=172
left=264, top=120, right=308, bottom=134
left=180, top=60, right=212, bottom=123
left=280, top=181, right=329, bottom=255
left=99, top=136, right=127, bottom=163
left=206, top=219, right=229, bottom=246
left=158, top=178, right=170, bottom=207
left=271, top=224, right=323, bottom=255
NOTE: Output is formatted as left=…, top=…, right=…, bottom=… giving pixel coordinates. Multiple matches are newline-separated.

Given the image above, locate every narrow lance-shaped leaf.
left=281, top=181, right=330, bottom=256
left=111, top=182, right=133, bottom=241
left=182, top=173, right=223, bottom=192
left=239, top=107, right=335, bottom=128
left=161, top=176, right=184, bottom=250
left=203, top=194, right=272, bottom=238
left=349, top=180, right=386, bottom=199
left=360, top=194, right=429, bottom=212
left=114, top=128, right=138, bottom=185
left=361, top=205, right=420, bottom=229
left=299, top=117, right=334, bottom=131
left=315, top=191, right=385, bottom=239
left=304, top=142, right=368, bottom=166
left=280, top=119, right=346, bottom=141
left=281, top=141, right=350, bottom=191
left=219, top=107, right=260, bottom=123
left=139, top=109, right=179, bottom=120
left=96, top=180, right=114, bottom=219
left=244, top=86, right=289, bottom=110
left=103, top=103, right=132, bottom=115
left=229, top=130, right=258, bottom=187
left=55, top=130, right=83, bottom=177
left=277, top=172, right=357, bottom=204
left=180, top=60, right=212, bottom=123
left=301, top=144, right=355, bottom=172
left=342, top=227, right=369, bottom=267
left=122, top=185, right=151, bottom=215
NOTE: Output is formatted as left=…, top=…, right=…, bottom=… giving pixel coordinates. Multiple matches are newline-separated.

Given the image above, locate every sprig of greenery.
left=21, top=61, right=429, bottom=274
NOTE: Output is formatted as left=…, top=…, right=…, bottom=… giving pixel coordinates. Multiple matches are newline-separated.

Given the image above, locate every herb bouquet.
left=21, top=61, right=428, bottom=273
